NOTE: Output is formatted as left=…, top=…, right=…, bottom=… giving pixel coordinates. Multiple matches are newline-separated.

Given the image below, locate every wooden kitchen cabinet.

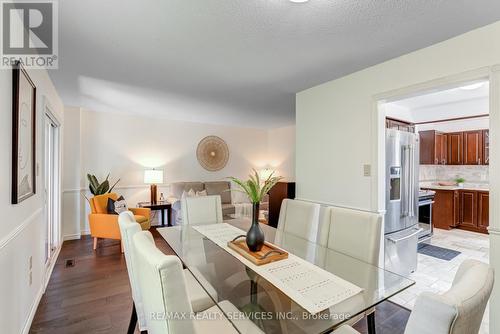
left=463, top=130, right=483, bottom=165
left=428, top=189, right=489, bottom=234
left=447, top=132, right=464, bottom=165
left=430, top=189, right=458, bottom=230
left=483, top=130, right=490, bottom=165
left=419, top=130, right=447, bottom=165
left=478, top=191, right=490, bottom=231
left=459, top=190, right=477, bottom=229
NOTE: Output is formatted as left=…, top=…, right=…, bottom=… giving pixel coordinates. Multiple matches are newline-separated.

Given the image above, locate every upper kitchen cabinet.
left=447, top=132, right=464, bottom=165
left=419, top=130, right=447, bottom=165
left=483, top=130, right=490, bottom=165
left=463, top=130, right=484, bottom=165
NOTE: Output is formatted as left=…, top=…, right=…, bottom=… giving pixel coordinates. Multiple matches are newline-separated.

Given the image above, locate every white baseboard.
left=63, top=233, right=81, bottom=241
left=44, top=245, right=62, bottom=292
left=21, top=284, right=44, bottom=334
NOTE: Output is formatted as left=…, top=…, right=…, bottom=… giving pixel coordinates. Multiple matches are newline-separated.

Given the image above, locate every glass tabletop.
left=157, top=219, right=414, bottom=334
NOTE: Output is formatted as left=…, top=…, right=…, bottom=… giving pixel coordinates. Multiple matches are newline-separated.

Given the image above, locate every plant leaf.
left=96, top=180, right=109, bottom=195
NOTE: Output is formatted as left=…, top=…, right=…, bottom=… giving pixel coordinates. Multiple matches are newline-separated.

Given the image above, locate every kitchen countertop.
left=420, top=181, right=489, bottom=192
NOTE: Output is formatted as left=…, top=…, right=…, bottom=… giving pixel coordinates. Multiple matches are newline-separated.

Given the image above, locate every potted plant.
left=83, top=174, right=121, bottom=203
left=229, top=169, right=282, bottom=252
left=455, top=177, right=466, bottom=188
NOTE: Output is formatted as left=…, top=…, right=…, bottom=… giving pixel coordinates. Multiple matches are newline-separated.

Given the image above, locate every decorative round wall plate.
left=196, top=136, right=229, bottom=171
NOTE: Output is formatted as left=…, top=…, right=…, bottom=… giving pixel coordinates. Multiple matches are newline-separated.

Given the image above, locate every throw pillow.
left=107, top=196, right=128, bottom=215
left=196, top=189, right=207, bottom=197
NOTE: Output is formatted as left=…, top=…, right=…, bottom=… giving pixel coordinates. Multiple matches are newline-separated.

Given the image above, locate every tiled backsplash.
left=420, top=165, right=489, bottom=183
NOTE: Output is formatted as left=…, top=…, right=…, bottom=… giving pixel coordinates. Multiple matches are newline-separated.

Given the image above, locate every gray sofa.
left=168, top=180, right=268, bottom=225
left=168, top=181, right=235, bottom=224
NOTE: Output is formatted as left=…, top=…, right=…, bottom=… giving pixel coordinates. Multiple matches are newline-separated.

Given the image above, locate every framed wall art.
left=12, top=61, right=37, bottom=204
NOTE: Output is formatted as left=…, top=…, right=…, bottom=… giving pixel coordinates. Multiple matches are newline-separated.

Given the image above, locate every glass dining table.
left=157, top=218, right=414, bottom=334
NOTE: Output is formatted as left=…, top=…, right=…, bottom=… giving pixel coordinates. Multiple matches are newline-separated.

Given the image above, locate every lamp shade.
left=259, top=168, right=274, bottom=181
left=144, top=169, right=163, bottom=184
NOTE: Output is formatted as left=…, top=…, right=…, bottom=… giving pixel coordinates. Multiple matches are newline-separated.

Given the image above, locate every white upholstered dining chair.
left=118, top=212, right=217, bottom=333
left=319, top=206, right=383, bottom=266
left=333, top=259, right=494, bottom=334
left=181, top=195, right=223, bottom=225
left=132, top=230, right=263, bottom=334
left=277, top=199, right=321, bottom=243
left=317, top=206, right=383, bottom=329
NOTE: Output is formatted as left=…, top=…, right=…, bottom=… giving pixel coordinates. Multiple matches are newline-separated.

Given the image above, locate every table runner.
left=192, top=223, right=363, bottom=314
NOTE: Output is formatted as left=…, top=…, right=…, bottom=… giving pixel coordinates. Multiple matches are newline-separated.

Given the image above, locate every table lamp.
left=144, top=169, right=163, bottom=204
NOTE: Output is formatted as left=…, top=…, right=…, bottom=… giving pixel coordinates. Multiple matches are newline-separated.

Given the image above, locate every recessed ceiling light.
left=289, top=0, right=309, bottom=3
left=460, top=82, right=486, bottom=90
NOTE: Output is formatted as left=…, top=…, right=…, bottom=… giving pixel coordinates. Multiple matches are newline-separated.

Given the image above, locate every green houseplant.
left=87, top=174, right=120, bottom=195
left=229, top=169, right=282, bottom=252
left=455, top=177, right=466, bottom=188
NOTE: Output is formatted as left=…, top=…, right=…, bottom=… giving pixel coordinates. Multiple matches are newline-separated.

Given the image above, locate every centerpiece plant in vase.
left=229, top=169, right=282, bottom=252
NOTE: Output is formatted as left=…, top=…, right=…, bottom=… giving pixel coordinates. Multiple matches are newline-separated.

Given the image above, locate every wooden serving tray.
left=228, top=236, right=288, bottom=266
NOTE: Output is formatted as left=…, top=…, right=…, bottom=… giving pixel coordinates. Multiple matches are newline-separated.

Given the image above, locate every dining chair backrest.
left=118, top=211, right=147, bottom=330
left=277, top=199, right=321, bottom=243
left=133, top=230, right=195, bottom=334
left=181, top=195, right=223, bottom=225
left=404, top=259, right=494, bottom=334
left=321, top=206, right=382, bottom=266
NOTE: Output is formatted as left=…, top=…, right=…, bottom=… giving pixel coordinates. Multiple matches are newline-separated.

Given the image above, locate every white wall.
left=62, top=108, right=295, bottom=237
left=0, top=68, right=64, bottom=333
left=62, top=106, right=84, bottom=239
left=385, top=103, right=415, bottom=122
left=296, top=20, right=500, bottom=333
left=267, top=125, right=296, bottom=180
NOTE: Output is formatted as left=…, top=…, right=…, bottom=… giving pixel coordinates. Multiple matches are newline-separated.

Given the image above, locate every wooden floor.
left=30, top=229, right=410, bottom=334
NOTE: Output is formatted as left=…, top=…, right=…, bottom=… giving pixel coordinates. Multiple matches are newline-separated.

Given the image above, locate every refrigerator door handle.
left=388, top=228, right=423, bottom=243
left=403, top=145, right=411, bottom=218
left=409, top=144, right=415, bottom=218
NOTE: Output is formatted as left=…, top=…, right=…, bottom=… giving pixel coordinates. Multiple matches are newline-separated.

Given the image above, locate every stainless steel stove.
left=418, top=190, right=435, bottom=242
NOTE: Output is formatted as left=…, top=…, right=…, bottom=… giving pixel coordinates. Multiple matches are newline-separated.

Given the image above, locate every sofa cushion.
left=205, top=181, right=231, bottom=204
left=222, top=203, right=235, bottom=215
left=171, top=182, right=204, bottom=199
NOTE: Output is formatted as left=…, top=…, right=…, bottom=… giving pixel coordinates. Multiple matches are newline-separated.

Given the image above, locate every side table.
left=137, top=201, right=173, bottom=227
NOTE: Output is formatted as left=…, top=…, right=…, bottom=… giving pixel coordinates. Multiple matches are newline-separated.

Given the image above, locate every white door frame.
left=372, top=65, right=499, bottom=333
left=42, top=97, right=62, bottom=290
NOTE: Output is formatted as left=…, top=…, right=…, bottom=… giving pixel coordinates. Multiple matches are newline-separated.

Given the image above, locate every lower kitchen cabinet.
left=427, top=188, right=489, bottom=234
left=459, top=190, right=477, bottom=229
left=429, top=189, right=458, bottom=230
left=478, top=192, right=490, bottom=231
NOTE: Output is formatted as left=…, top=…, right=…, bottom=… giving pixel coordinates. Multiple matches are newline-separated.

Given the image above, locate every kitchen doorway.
left=375, top=73, right=492, bottom=332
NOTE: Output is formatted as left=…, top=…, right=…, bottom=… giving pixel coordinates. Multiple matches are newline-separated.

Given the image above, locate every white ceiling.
left=50, top=0, right=500, bottom=128
left=387, top=81, right=489, bottom=122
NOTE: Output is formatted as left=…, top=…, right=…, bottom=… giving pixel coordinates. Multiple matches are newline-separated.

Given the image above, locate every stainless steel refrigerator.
left=385, top=129, right=421, bottom=276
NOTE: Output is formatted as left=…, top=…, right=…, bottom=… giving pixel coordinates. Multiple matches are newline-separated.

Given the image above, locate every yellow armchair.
left=89, top=193, right=151, bottom=251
